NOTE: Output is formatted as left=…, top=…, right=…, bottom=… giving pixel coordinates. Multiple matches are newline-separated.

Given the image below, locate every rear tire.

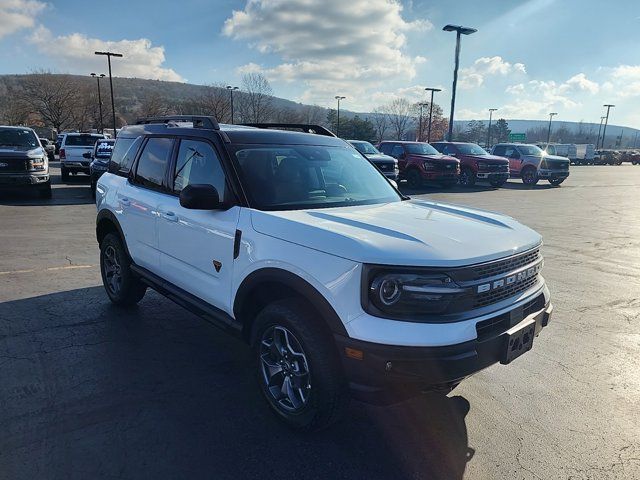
left=406, top=169, right=423, bottom=189
left=252, top=299, right=347, bottom=431
left=521, top=167, right=539, bottom=185
left=549, top=178, right=565, bottom=186
left=99, top=233, right=147, bottom=307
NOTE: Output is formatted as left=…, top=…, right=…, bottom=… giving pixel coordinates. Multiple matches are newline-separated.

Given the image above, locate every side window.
left=379, top=143, right=391, bottom=155
left=492, top=145, right=506, bottom=156
left=442, top=145, right=456, bottom=155
left=173, top=139, right=226, bottom=196
left=504, top=147, right=519, bottom=158
left=135, top=137, right=174, bottom=190
left=391, top=145, right=404, bottom=158
left=108, top=137, right=142, bottom=176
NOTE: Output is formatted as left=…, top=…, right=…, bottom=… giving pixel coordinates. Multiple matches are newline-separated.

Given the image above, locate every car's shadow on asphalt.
left=0, top=287, right=473, bottom=480
left=400, top=180, right=559, bottom=196
left=0, top=173, right=93, bottom=206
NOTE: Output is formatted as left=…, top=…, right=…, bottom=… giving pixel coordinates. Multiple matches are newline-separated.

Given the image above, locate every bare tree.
left=199, top=83, right=231, bottom=123
left=300, top=105, right=324, bottom=125
left=20, top=71, right=77, bottom=131
left=273, top=107, right=302, bottom=123
left=386, top=98, right=412, bottom=140
left=372, top=107, right=389, bottom=143
left=0, top=94, right=30, bottom=125
left=238, top=72, right=274, bottom=123
left=138, top=91, right=173, bottom=118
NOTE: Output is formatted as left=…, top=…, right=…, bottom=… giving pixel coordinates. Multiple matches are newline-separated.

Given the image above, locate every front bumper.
left=477, top=172, right=509, bottom=180
left=61, top=161, right=91, bottom=173
left=538, top=169, right=569, bottom=179
left=383, top=171, right=399, bottom=180
left=336, top=294, right=552, bottom=404
left=421, top=171, right=459, bottom=183
left=0, top=173, right=50, bottom=186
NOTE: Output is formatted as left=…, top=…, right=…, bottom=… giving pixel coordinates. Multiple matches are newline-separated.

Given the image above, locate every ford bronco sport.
left=96, top=116, right=552, bottom=431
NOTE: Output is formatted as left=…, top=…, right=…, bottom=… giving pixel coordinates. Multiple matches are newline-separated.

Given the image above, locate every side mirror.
left=179, top=184, right=222, bottom=210
left=82, top=152, right=92, bottom=159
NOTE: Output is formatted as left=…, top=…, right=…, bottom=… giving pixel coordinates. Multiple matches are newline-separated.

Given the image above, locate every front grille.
left=474, top=275, right=539, bottom=308
left=0, top=158, right=28, bottom=173
left=480, top=163, right=509, bottom=172
left=468, top=248, right=541, bottom=281
left=544, top=160, right=569, bottom=170
left=435, top=162, right=458, bottom=171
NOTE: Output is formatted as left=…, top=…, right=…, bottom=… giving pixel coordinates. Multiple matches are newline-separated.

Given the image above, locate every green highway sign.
left=509, top=133, right=526, bottom=142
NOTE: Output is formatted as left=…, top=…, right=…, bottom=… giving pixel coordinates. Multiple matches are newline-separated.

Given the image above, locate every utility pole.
left=90, top=73, right=105, bottom=133
left=424, top=87, right=441, bottom=142
left=546, top=112, right=558, bottom=145
left=487, top=108, right=497, bottom=148
left=418, top=103, right=428, bottom=141
left=95, top=51, right=123, bottom=138
left=443, top=25, right=477, bottom=141
left=226, top=86, right=239, bottom=124
left=335, top=96, right=346, bottom=137
left=596, top=116, right=606, bottom=150
left=601, top=104, right=615, bottom=149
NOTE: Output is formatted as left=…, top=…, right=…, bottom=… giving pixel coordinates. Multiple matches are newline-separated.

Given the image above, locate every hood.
left=468, top=154, right=509, bottom=164
left=410, top=153, right=458, bottom=163
left=365, top=153, right=396, bottom=163
left=250, top=200, right=541, bottom=267
left=542, top=154, right=570, bottom=162
left=0, top=146, right=45, bottom=159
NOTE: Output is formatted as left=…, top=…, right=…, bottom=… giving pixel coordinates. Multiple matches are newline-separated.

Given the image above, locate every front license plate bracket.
left=501, top=319, right=535, bottom=364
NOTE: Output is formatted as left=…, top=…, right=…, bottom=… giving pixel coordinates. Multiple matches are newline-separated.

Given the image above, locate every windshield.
left=518, top=145, right=544, bottom=156
left=233, top=144, right=400, bottom=210
left=405, top=143, right=439, bottom=155
left=65, top=135, right=103, bottom=147
left=0, top=128, right=39, bottom=148
left=457, top=143, right=489, bottom=155
left=350, top=141, right=379, bottom=155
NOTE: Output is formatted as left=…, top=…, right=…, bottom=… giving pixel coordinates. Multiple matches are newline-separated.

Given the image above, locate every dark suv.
left=431, top=142, right=510, bottom=187
left=347, top=140, right=398, bottom=181
left=0, top=126, right=51, bottom=198
left=378, top=141, right=459, bottom=188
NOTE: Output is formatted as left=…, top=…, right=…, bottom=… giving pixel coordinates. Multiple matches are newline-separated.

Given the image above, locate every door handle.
left=120, top=197, right=130, bottom=206
left=161, top=211, right=178, bottom=222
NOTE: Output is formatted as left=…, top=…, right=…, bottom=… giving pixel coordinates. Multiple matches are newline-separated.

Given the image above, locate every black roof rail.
left=241, top=123, right=336, bottom=137
left=135, top=115, right=220, bottom=130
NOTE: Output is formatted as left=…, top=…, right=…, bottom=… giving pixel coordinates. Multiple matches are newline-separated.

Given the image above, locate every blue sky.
left=2, top=0, right=639, bottom=127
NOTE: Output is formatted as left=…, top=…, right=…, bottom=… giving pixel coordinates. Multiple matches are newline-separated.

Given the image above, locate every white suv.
left=95, top=116, right=552, bottom=431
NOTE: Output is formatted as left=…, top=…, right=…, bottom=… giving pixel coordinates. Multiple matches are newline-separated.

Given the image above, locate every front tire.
left=99, top=233, right=147, bottom=306
left=549, top=178, right=565, bottom=186
left=406, top=169, right=423, bottom=189
left=521, top=167, right=539, bottom=185
left=458, top=168, right=476, bottom=187
left=253, top=299, right=347, bottom=431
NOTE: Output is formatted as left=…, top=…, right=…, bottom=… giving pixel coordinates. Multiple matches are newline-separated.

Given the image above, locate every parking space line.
left=0, top=265, right=95, bottom=276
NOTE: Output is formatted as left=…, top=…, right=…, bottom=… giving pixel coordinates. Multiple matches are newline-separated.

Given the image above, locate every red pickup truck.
left=431, top=142, right=510, bottom=187
left=378, top=141, right=459, bottom=188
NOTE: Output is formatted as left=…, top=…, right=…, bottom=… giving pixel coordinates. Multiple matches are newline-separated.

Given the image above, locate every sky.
left=1, top=0, right=639, bottom=127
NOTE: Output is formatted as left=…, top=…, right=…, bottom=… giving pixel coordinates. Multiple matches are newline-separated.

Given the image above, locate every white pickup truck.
left=60, top=133, right=106, bottom=181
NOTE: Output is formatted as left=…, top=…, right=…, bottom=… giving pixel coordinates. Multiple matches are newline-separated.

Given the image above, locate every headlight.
left=423, top=161, right=436, bottom=170
left=28, top=157, right=46, bottom=171
left=367, top=270, right=466, bottom=316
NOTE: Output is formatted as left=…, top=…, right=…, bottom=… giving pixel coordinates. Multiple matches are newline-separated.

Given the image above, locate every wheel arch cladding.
left=234, top=268, right=348, bottom=342
left=96, top=210, right=131, bottom=258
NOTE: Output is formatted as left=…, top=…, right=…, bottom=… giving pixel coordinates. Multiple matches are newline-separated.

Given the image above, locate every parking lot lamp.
left=335, top=96, right=346, bottom=137
left=546, top=112, right=557, bottom=145
left=418, top=103, right=428, bottom=141
left=601, top=104, right=615, bottom=149
left=487, top=108, right=497, bottom=148
left=90, top=73, right=105, bottom=133
left=226, top=86, right=239, bottom=124
left=596, top=116, right=606, bottom=150
left=443, top=25, right=477, bottom=141
left=94, top=51, right=123, bottom=138
left=425, top=87, right=441, bottom=142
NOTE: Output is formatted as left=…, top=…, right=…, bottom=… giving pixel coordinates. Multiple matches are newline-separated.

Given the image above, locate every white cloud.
left=223, top=0, right=432, bottom=108
left=604, top=65, right=640, bottom=98
left=0, top=0, right=46, bottom=39
left=459, top=56, right=526, bottom=89
left=29, top=26, right=184, bottom=82
left=565, top=73, right=599, bottom=94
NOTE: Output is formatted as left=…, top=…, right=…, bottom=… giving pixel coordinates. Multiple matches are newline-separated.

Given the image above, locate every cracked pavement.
left=0, top=164, right=639, bottom=479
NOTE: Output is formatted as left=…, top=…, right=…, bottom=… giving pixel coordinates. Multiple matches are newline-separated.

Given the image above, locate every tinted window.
left=0, top=128, right=39, bottom=148
left=135, top=138, right=173, bottom=189
left=492, top=145, right=506, bottom=156
left=109, top=137, right=142, bottom=175
left=457, top=144, right=489, bottom=155
left=350, top=141, right=379, bottom=155
left=65, top=135, right=104, bottom=147
left=391, top=145, right=404, bottom=158
left=504, top=147, right=518, bottom=158
left=378, top=143, right=392, bottom=155
left=431, top=143, right=445, bottom=153
left=517, top=145, right=543, bottom=155
left=405, top=143, right=439, bottom=155
left=442, top=144, right=458, bottom=155
left=173, top=139, right=226, bottom=195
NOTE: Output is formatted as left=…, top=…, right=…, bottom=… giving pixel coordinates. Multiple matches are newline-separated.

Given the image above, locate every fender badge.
left=212, top=260, right=222, bottom=272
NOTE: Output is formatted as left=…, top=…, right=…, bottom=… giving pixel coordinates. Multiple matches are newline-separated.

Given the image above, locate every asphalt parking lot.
left=1, top=163, right=639, bottom=480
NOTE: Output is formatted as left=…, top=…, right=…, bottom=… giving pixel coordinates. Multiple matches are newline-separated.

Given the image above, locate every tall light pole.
left=596, top=116, right=606, bottom=150
left=601, top=104, right=615, bottom=149
left=226, top=85, right=239, bottom=124
left=546, top=112, right=558, bottom=145
left=335, top=95, right=346, bottom=137
left=424, top=87, right=441, bottom=142
left=417, top=103, right=428, bottom=141
left=90, top=73, right=105, bottom=133
left=443, top=24, right=477, bottom=141
left=95, top=51, right=123, bottom=138
left=487, top=108, right=497, bottom=148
